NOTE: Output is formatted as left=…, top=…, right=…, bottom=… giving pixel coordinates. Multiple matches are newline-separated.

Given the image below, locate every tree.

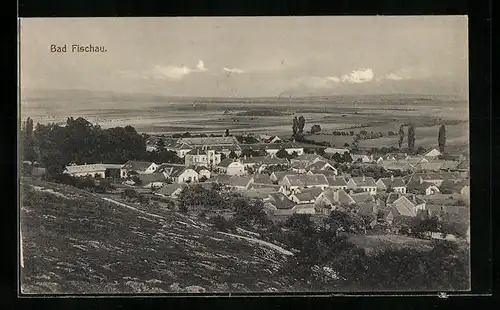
left=228, top=150, right=238, bottom=159
left=275, top=148, right=289, bottom=159
left=298, top=116, right=306, bottom=133
left=310, top=124, right=322, bottom=134
left=220, top=153, right=227, bottom=161
left=156, top=138, right=165, bottom=149
left=325, top=210, right=364, bottom=235
left=225, top=129, right=230, bottom=137
left=438, top=124, right=446, bottom=153
left=343, top=143, right=350, bottom=148
left=398, top=125, right=405, bottom=149
left=292, top=117, right=299, bottom=136
left=407, top=124, right=416, bottom=152
left=342, top=152, right=353, bottom=163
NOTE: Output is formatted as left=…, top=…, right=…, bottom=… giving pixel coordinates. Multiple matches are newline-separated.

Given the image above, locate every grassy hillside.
left=20, top=180, right=300, bottom=294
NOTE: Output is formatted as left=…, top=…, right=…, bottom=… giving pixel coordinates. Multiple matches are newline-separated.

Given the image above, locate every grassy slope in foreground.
left=20, top=180, right=299, bottom=294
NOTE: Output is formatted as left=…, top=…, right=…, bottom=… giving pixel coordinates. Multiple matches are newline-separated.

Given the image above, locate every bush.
left=211, top=215, right=235, bottom=232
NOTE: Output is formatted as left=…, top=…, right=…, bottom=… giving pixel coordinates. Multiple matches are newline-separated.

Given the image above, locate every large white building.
left=184, top=147, right=222, bottom=167
left=63, top=164, right=107, bottom=178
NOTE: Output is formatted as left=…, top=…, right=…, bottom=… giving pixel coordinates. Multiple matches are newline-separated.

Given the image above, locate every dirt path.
left=217, top=232, right=294, bottom=256
left=101, top=197, right=164, bottom=219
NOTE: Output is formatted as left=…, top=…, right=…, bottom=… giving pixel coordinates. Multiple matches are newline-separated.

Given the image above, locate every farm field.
left=20, top=180, right=302, bottom=294
left=21, top=90, right=468, bottom=140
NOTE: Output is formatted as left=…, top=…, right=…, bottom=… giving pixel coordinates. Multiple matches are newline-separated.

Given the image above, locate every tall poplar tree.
left=438, top=124, right=446, bottom=153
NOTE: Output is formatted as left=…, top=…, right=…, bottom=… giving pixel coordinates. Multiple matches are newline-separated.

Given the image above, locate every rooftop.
left=122, top=161, right=155, bottom=172
left=64, top=163, right=107, bottom=174
left=349, top=176, right=377, bottom=187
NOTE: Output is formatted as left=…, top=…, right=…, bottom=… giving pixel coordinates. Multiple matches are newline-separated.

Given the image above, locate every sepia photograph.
left=19, top=16, right=470, bottom=294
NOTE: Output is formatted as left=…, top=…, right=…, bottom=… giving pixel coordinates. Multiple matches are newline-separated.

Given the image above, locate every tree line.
left=20, top=117, right=183, bottom=178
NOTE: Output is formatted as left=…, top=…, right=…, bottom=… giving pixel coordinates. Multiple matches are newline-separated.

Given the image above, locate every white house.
left=376, top=176, right=407, bottom=193
left=216, top=158, right=246, bottom=176
left=347, top=176, right=378, bottom=195
left=424, top=148, right=442, bottom=158
left=168, top=166, right=199, bottom=184
left=63, top=164, right=107, bottom=178
left=120, top=161, right=158, bottom=178
left=184, top=147, right=222, bottom=167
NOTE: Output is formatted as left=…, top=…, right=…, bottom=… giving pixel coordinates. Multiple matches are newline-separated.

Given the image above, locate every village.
left=24, top=129, right=470, bottom=243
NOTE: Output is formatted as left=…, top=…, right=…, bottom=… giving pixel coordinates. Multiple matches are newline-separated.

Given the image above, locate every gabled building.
left=376, top=176, right=407, bottom=193
left=378, top=160, right=415, bottom=172
left=194, top=166, right=211, bottom=180
left=415, top=161, right=445, bottom=172
left=227, top=176, right=254, bottom=190
left=264, top=192, right=296, bottom=215
left=350, top=191, right=375, bottom=205
left=251, top=173, right=273, bottom=186
left=270, top=171, right=300, bottom=184
left=351, top=154, right=373, bottom=163
left=63, top=163, right=107, bottom=178
left=406, top=178, right=441, bottom=196
left=121, top=161, right=158, bottom=177
left=386, top=193, right=426, bottom=216
left=290, top=153, right=328, bottom=165
left=326, top=175, right=348, bottom=190
left=440, top=160, right=461, bottom=172
left=424, top=148, right=442, bottom=158
left=306, top=160, right=338, bottom=175
left=167, top=166, right=199, bottom=184
left=216, top=158, right=246, bottom=176
left=280, top=174, right=329, bottom=195
left=156, top=183, right=184, bottom=198
left=324, top=148, right=350, bottom=155
left=136, top=173, right=167, bottom=189
left=179, top=136, right=239, bottom=147
left=290, top=192, right=316, bottom=205
left=347, top=176, right=377, bottom=195
left=403, top=172, right=463, bottom=187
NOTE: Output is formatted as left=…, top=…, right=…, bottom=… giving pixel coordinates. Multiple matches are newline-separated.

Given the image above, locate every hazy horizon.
left=20, top=16, right=468, bottom=100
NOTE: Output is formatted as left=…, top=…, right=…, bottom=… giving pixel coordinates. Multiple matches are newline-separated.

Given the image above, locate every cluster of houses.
left=59, top=135, right=469, bottom=237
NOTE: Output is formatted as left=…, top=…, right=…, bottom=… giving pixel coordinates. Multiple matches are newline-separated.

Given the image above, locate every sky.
left=19, top=16, right=469, bottom=97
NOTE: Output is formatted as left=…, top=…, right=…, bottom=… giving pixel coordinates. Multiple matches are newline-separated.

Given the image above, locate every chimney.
left=334, top=189, right=339, bottom=202
left=362, top=175, right=366, bottom=181
left=419, top=176, right=423, bottom=184
left=349, top=189, right=354, bottom=195
left=332, top=175, right=336, bottom=181
left=391, top=175, right=394, bottom=181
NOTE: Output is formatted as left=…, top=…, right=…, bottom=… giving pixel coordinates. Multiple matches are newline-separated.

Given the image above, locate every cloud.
left=148, top=60, right=208, bottom=80
left=325, top=76, right=341, bottom=83
left=382, top=67, right=432, bottom=81
left=385, top=73, right=404, bottom=80
left=341, top=68, right=374, bottom=83
left=223, top=67, right=245, bottom=74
